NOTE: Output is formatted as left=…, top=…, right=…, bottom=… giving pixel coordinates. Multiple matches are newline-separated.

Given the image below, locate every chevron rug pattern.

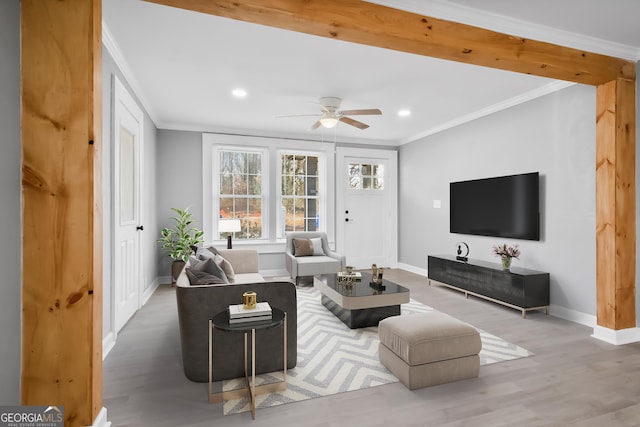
left=222, top=286, right=534, bottom=415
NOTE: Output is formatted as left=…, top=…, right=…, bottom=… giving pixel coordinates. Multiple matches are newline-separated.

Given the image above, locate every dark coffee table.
left=315, top=271, right=410, bottom=328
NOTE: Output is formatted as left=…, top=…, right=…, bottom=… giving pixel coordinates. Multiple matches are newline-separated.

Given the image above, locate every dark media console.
left=427, top=255, right=550, bottom=318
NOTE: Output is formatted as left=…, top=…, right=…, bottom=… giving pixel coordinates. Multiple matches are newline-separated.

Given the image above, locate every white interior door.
left=336, top=147, right=398, bottom=269
left=113, top=76, right=144, bottom=333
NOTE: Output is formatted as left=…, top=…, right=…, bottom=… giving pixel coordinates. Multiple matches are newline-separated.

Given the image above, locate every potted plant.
left=492, top=243, right=520, bottom=271
left=158, top=207, right=204, bottom=284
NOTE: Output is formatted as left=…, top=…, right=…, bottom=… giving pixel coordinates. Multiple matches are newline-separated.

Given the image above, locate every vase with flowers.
left=492, top=243, right=520, bottom=271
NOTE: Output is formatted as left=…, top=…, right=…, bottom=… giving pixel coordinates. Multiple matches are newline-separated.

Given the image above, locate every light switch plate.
left=433, top=199, right=442, bottom=209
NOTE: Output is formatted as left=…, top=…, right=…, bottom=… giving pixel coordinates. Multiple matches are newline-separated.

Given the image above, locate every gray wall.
left=102, top=47, right=159, bottom=340
left=0, top=0, right=21, bottom=404
left=156, top=129, right=203, bottom=278
left=399, top=84, right=598, bottom=318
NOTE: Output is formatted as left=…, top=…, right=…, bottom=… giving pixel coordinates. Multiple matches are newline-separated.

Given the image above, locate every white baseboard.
left=102, top=332, right=116, bottom=360
left=592, top=325, right=640, bottom=345
left=142, top=277, right=160, bottom=305
left=87, top=407, right=111, bottom=427
left=548, top=304, right=596, bottom=328
left=396, top=262, right=427, bottom=277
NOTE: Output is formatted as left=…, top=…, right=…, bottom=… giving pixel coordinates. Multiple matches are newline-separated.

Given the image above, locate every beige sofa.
left=175, top=248, right=298, bottom=382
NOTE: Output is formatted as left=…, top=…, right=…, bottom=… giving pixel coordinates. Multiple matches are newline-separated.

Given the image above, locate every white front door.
left=336, top=147, right=398, bottom=269
left=113, top=76, right=144, bottom=333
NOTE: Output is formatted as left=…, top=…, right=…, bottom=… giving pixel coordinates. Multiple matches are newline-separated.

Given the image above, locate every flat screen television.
left=450, top=172, right=540, bottom=241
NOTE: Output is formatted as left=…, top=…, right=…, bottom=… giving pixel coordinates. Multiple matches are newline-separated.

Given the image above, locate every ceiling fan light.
left=320, top=117, right=339, bottom=128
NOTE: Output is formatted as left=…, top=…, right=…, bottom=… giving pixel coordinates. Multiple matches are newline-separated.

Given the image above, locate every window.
left=280, top=153, right=320, bottom=236
left=348, top=163, right=384, bottom=190
left=217, top=149, right=265, bottom=239
left=203, top=133, right=335, bottom=245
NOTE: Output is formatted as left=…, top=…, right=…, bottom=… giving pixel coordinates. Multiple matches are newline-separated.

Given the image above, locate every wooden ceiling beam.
left=145, top=0, right=634, bottom=86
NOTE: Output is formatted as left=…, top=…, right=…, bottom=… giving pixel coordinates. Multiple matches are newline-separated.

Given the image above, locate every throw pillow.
left=293, top=238, right=314, bottom=257
left=213, top=254, right=236, bottom=283
left=310, top=237, right=325, bottom=256
left=190, top=257, right=229, bottom=283
left=185, top=268, right=227, bottom=286
left=207, top=246, right=221, bottom=255
left=196, top=246, right=216, bottom=261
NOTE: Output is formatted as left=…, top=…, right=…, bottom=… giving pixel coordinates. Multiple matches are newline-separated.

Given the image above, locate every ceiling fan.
left=278, top=97, right=382, bottom=130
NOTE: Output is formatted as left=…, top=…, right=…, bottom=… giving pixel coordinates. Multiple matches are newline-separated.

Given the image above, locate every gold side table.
left=209, top=307, right=287, bottom=420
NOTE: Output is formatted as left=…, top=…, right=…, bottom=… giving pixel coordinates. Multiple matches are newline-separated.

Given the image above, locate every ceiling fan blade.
left=338, top=108, right=382, bottom=116
left=310, top=121, right=322, bottom=130
left=339, top=116, right=369, bottom=130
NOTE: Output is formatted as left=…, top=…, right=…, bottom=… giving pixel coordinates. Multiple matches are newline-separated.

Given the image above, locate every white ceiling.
left=103, top=0, right=640, bottom=146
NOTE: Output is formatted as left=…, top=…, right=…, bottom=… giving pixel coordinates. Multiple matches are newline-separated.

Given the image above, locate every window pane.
left=307, top=177, right=317, bottom=196
left=373, top=164, right=384, bottom=176
left=219, top=198, right=233, bottom=218
left=363, top=177, right=372, bottom=189
left=362, top=164, right=372, bottom=176
left=294, top=176, right=306, bottom=196
left=282, top=176, right=294, bottom=195
left=247, top=153, right=261, bottom=174
left=349, top=175, right=361, bottom=189
left=374, top=178, right=384, bottom=190
left=295, top=155, right=305, bottom=174
left=231, top=152, right=245, bottom=174
left=233, top=175, right=247, bottom=194
left=248, top=198, right=261, bottom=216
left=282, top=154, right=294, bottom=174
left=220, top=174, right=233, bottom=194
left=235, top=198, right=248, bottom=216
left=307, top=198, right=317, bottom=217
left=307, top=156, right=318, bottom=176
left=220, top=152, right=233, bottom=174
left=248, top=175, right=261, bottom=195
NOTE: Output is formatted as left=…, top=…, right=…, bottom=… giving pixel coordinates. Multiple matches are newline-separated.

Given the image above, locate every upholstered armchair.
left=285, top=232, right=346, bottom=285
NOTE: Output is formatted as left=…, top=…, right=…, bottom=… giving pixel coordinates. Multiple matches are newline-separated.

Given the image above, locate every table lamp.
left=219, top=219, right=241, bottom=249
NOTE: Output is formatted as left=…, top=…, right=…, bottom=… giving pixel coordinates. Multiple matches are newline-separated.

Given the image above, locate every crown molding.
left=102, top=23, right=160, bottom=126
left=367, top=0, right=640, bottom=61
left=401, top=80, right=575, bottom=145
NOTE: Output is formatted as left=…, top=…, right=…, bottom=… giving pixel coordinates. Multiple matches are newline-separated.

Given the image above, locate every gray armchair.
left=285, top=232, right=346, bottom=285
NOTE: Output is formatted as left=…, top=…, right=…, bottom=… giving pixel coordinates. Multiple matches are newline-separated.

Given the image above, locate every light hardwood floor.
left=103, top=269, right=640, bottom=426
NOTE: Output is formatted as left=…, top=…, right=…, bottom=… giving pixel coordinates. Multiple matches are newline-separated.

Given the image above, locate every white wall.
left=399, top=84, right=598, bottom=321
left=0, top=0, right=21, bottom=404
left=102, top=47, right=159, bottom=342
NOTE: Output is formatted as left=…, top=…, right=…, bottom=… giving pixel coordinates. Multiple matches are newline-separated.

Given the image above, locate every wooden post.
left=596, top=78, right=636, bottom=330
left=21, top=1, right=103, bottom=426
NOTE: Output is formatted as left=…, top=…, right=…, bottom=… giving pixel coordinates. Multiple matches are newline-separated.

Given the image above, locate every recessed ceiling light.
left=398, top=109, right=411, bottom=117
left=232, top=88, right=247, bottom=98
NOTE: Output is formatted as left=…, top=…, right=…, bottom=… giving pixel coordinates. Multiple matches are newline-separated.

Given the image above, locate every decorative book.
left=229, top=314, right=273, bottom=324
left=229, top=302, right=272, bottom=319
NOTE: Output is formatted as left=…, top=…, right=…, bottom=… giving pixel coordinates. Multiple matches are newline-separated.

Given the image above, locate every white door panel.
left=113, top=76, right=143, bottom=334
left=337, top=148, right=398, bottom=269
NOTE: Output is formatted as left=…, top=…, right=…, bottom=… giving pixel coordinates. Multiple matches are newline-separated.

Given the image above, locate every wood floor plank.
left=103, top=269, right=640, bottom=426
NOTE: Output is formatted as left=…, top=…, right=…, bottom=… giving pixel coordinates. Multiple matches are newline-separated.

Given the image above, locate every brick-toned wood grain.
left=145, top=0, right=634, bottom=85
left=21, top=1, right=102, bottom=426
left=596, top=78, right=636, bottom=330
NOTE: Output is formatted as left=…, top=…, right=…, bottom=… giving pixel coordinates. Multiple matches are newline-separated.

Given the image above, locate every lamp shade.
left=219, top=219, right=241, bottom=233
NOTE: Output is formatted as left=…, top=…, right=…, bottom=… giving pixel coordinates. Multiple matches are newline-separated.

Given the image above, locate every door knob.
left=136, top=225, right=144, bottom=231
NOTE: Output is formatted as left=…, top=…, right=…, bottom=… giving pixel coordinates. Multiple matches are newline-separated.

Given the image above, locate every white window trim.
left=202, top=133, right=336, bottom=248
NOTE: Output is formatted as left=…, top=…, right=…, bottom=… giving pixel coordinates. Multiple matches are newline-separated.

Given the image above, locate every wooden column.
left=596, top=78, right=636, bottom=330
left=21, top=1, right=103, bottom=426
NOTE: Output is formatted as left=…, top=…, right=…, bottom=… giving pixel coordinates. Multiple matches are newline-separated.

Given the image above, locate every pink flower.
left=492, top=243, right=520, bottom=259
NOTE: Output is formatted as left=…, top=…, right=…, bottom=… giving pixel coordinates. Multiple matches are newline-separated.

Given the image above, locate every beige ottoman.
left=378, top=312, right=482, bottom=390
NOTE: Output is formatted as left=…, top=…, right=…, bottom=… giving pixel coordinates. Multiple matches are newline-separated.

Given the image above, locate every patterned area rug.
left=222, top=286, right=534, bottom=415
